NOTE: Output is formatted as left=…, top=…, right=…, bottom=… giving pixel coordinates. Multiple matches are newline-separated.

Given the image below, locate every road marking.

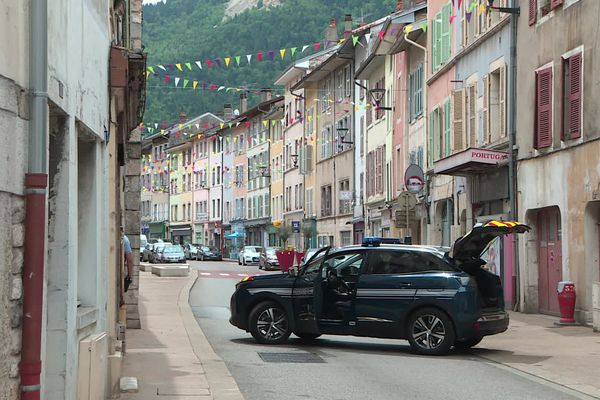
left=237, top=274, right=247, bottom=277
left=219, top=273, right=230, bottom=276
left=200, top=272, right=211, bottom=276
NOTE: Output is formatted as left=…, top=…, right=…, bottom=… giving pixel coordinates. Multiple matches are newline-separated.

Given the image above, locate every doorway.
left=537, top=206, right=563, bottom=315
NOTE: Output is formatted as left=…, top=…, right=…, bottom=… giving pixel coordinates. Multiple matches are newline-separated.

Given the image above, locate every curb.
left=178, top=271, right=244, bottom=400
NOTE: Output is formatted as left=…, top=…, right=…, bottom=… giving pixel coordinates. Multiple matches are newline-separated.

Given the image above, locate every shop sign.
left=291, top=221, right=301, bottom=233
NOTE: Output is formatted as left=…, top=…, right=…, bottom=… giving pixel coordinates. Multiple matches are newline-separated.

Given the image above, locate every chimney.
left=223, top=103, right=233, bottom=121
left=260, top=88, right=272, bottom=103
left=396, top=0, right=404, bottom=11
left=324, top=18, right=338, bottom=48
left=344, top=14, right=352, bottom=39
left=240, top=92, right=248, bottom=113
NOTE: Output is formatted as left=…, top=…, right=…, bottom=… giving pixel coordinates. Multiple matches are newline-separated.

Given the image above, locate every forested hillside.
left=142, top=0, right=396, bottom=125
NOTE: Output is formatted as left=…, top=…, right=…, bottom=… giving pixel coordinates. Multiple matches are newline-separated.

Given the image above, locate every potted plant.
left=275, top=224, right=294, bottom=272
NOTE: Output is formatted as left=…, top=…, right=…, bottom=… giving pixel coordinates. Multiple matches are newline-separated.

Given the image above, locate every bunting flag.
left=217, top=86, right=225, bottom=91
left=195, top=61, right=202, bottom=69
left=164, top=75, right=171, bottom=84
left=193, top=80, right=198, bottom=89
left=183, top=79, right=189, bottom=88
left=209, top=83, right=217, bottom=91
left=449, top=14, right=456, bottom=24
left=215, top=59, right=222, bottom=68
left=470, top=1, right=478, bottom=11
left=235, top=55, right=241, bottom=66
left=158, top=65, right=167, bottom=71
left=352, top=35, right=360, bottom=46
left=176, top=63, right=183, bottom=71
left=458, top=0, right=463, bottom=8
left=263, top=120, right=268, bottom=127
left=378, top=30, right=385, bottom=40
left=302, top=44, right=309, bottom=53
left=174, top=77, right=180, bottom=87
left=466, top=11, right=472, bottom=22
left=421, top=21, right=428, bottom=32
left=279, top=48, right=286, bottom=59
left=185, top=62, right=192, bottom=71
left=224, top=57, right=231, bottom=67
left=148, top=66, right=155, bottom=74
left=479, top=3, right=486, bottom=14
left=206, top=59, right=213, bottom=68
left=290, top=47, right=297, bottom=57
left=268, top=50, right=275, bottom=61
left=246, top=54, right=252, bottom=64
left=257, top=52, right=263, bottom=61
left=314, top=42, right=321, bottom=51
left=405, top=25, right=413, bottom=34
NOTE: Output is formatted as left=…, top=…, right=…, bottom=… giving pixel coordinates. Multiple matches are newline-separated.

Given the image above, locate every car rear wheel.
left=454, top=336, right=483, bottom=351
left=248, top=302, right=291, bottom=345
left=407, top=308, right=455, bottom=356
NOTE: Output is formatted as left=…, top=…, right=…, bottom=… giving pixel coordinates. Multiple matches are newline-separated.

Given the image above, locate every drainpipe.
left=21, top=0, right=48, bottom=399
left=508, top=0, right=520, bottom=311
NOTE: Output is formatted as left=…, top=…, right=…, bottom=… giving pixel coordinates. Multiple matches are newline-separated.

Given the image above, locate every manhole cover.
left=258, top=352, right=325, bottom=363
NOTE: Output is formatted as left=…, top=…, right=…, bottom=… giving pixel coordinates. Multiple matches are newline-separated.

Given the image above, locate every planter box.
left=276, top=251, right=295, bottom=272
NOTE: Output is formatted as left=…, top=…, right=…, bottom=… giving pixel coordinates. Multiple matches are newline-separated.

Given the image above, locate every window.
left=367, top=250, right=455, bottom=274
left=320, top=126, right=332, bottom=160
left=217, top=166, right=221, bottom=185
left=336, top=69, right=344, bottom=101
left=374, top=77, right=385, bottom=120
left=212, top=200, right=216, bottom=218
left=187, top=202, right=191, bottom=221
left=306, top=188, right=313, bottom=216
left=359, top=116, right=365, bottom=156
left=466, top=83, right=477, bottom=148
left=452, top=89, right=465, bottom=152
left=432, top=3, right=451, bottom=73
left=264, top=194, right=270, bottom=216
left=335, top=116, right=351, bottom=154
left=562, top=52, right=582, bottom=140
left=217, top=199, right=221, bottom=218
left=443, top=99, right=451, bottom=157
left=258, top=196, right=263, bottom=217
left=340, top=231, right=352, bottom=247
left=409, top=64, right=424, bottom=122
left=321, top=185, right=332, bottom=217
left=339, top=179, right=351, bottom=215
left=485, top=65, right=507, bottom=144
left=535, top=67, right=553, bottom=149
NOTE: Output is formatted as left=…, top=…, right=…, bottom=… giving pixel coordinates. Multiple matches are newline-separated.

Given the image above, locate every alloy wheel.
left=256, top=307, right=288, bottom=341
left=411, top=314, right=446, bottom=351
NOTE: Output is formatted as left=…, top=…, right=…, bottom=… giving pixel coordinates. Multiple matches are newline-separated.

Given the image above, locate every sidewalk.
left=120, top=270, right=243, bottom=400
left=476, top=312, right=600, bottom=399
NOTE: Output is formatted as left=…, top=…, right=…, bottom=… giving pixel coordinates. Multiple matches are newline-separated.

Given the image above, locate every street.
left=188, top=260, right=592, bottom=400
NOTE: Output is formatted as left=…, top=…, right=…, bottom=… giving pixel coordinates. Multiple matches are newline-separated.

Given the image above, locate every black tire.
left=248, top=301, right=291, bottom=345
left=238, top=259, right=241, bottom=265
left=454, top=337, right=483, bottom=351
left=295, top=332, right=321, bottom=341
left=407, top=308, right=455, bottom=356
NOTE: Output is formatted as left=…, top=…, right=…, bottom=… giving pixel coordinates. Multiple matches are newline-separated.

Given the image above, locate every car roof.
left=332, top=244, right=447, bottom=254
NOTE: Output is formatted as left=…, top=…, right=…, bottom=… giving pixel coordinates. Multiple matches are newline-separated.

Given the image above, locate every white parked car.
left=238, top=246, right=262, bottom=266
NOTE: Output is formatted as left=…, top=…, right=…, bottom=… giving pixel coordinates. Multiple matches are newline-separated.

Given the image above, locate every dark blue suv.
left=230, top=221, right=529, bottom=355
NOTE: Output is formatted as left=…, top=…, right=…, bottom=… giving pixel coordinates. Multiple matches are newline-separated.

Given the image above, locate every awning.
left=434, top=148, right=509, bottom=176
left=225, top=232, right=244, bottom=238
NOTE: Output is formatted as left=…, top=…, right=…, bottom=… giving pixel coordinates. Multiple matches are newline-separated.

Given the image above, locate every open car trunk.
left=449, top=221, right=531, bottom=311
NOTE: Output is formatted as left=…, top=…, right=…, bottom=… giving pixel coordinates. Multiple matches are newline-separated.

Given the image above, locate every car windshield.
left=266, top=248, right=278, bottom=255
left=245, top=246, right=261, bottom=253
left=209, top=247, right=219, bottom=252
left=201, top=246, right=211, bottom=251
left=164, top=246, right=183, bottom=253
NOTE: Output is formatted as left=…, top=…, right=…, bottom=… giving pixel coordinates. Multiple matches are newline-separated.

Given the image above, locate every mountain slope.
left=142, top=0, right=397, bottom=125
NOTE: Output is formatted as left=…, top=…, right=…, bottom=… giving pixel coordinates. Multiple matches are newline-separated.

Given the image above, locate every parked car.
left=184, top=244, right=199, bottom=260
left=140, top=234, right=148, bottom=260
left=197, top=246, right=222, bottom=261
left=161, top=245, right=186, bottom=263
left=301, top=248, right=326, bottom=265
left=238, top=246, right=262, bottom=265
left=229, top=221, right=530, bottom=356
left=152, top=242, right=171, bottom=263
left=259, top=247, right=281, bottom=270
left=142, top=243, right=155, bottom=262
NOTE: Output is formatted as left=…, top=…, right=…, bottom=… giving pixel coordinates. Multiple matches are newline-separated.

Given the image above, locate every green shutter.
left=429, top=111, right=435, bottom=167
left=431, top=17, right=438, bottom=72
left=441, top=4, right=451, bottom=64
left=444, top=99, right=451, bottom=157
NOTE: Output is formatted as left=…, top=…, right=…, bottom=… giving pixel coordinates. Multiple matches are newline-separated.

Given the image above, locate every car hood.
left=248, top=272, right=287, bottom=281
left=449, top=220, right=531, bottom=260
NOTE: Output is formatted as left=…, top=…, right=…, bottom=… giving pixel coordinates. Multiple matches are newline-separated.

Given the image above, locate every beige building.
left=515, top=0, right=600, bottom=327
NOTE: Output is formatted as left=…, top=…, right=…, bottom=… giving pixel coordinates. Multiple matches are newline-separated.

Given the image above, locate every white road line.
left=237, top=273, right=247, bottom=277
left=219, top=273, right=230, bottom=276
left=200, top=272, right=211, bottom=276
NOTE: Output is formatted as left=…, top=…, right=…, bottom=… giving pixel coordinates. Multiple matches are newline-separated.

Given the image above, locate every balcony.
left=195, top=212, right=209, bottom=223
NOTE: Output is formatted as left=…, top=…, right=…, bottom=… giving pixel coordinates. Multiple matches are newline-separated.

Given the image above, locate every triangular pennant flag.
left=193, top=80, right=198, bottom=90
left=206, top=59, right=213, bottom=68
left=352, top=35, right=360, bottom=46
left=458, top=0, right=462, bottom=8
left=236, top=122, right=240, bottom=127
left=280, top=49, right=286, bottom=59
left=257, top=52, right=263, bottom=61
left=479, top=3, right=486, bottom=14
left=148, top=66, right=155, bottom=74
left=183, top=79, right=189, bottom=88
left=302, top=44, right=309, bottom=53
left=421, top=21, right=428, bottom=32
left=185, top=62, right=192, bottom=71
left=263, top=120, right=268, bottom=127
left=176, top=63, right=183, bottom=71
left=224, top=57, right=231, bottom=67
left=378, top=30, right=385, bottom=40
left=235, top=55, right=241, bottom=66
left=307, top=115, right=312, bottom=122
left=268, top=51, right=275, bottom=61
left=195, top=124, right=200, bottom=129
left=164, top=75, right=171, bottom=84
left=154, top=123, right=159, bottom=129
left=271, top=120, right=277, bottom=126
left=158, top=65, right=166, bottom=71
left=365, top=33, right=371, bottom=44
left=449, top=14, right=456, bottom=24
left=314, top=42, right=321, bottom=51
left=280, top=119, right=285, bottom=125
left=291, top=47, right=297, bottom=57
left=226, top=87, right=233, bottom=92
left=195, top=60, right=202, bottom=69
left=470, top=1, right=477, bottom=11
left=146, top=71, right=150, bottom=79
left=228, top=122, right=233, bottom=128
left=220, top=123, right=225, bottom=129
left=179, top=123, right=183, bottom=129
left=161, top=129, right=165, bottom=135
left=246, top=54, right=252, bottom=64
left=215, top=59, right=222, bottom=67
left=209, top=83, right=217, bottom=91
left=245, top=121, right=251, bottom=127
left=405, top=25, right=413, bottom=34
left=217, top=86, right=225, bottom=91
left=466, top=11, right=472, bottom=22
left=174, top=77, right=180, bottom=87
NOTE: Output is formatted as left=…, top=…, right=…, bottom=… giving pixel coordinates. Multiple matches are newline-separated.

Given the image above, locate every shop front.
left=245, top=217, right=270, bottom=247
left=149, top=221, right=167, bottom=240
left=170, top=224, right=192, bottom=245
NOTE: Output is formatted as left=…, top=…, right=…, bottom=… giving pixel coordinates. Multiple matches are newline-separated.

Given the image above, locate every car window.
left=165, top=245, right=183, bottom=253
left=321, top=252, right=365, bottom=278
left=366, top=250, right=456, bottom=274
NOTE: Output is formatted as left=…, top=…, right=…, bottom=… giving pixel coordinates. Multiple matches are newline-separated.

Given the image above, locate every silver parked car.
left=160, top=245, right=186, bottom=263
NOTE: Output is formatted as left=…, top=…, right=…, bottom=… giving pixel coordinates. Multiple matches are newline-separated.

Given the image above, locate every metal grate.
left=258, top=352, right=325, bottom=364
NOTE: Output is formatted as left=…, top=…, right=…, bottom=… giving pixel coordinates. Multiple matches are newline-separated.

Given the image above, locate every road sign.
left=404, top=164, right=425, bottom=194
left=397, top=191, right=417, bottom=209
left=291, top=221, right=301, bottom=233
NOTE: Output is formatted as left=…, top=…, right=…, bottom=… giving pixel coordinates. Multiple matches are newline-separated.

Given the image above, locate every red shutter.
left=535, top=67, right=553, bottom=149
left=567, top=53, right=582, bottom=139
left=529, top=0, right=537, bottom=26
left=551, top=0, right=563, bottom=9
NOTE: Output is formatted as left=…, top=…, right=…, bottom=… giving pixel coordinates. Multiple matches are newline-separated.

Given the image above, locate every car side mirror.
left=289, top=266, right=298, bottom=277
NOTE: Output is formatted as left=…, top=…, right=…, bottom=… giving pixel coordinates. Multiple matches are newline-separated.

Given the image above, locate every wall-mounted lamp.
left=368, top=88, right=392, bottom=112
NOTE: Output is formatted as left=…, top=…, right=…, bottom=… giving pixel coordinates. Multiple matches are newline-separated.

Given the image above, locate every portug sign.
left=404, top=164, right=425, bottom=194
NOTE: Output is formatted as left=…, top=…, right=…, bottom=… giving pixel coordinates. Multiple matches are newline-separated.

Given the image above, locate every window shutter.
left=431, top=17, right=438, bottom=72
left=444, top=99, right=451, bottom=157
left=482, top=74, right=490, bottom=144
left=500, top=65, right=507, bottom=137
left=567, top=53, right=582, bottom=139
left=551, top=0, right=563, bottom=9
left=535, top=67, right=553, bottom=149
left=441, top=5, right=451, bottom=64
left=529, top=0, right=537, bottom=26
left=468, top=85, right=477, bottom=147
left=452, top=89, right=464, bottom=152
left=366, top=152, right=371, bottom=197
left=428, top=112, right=435, bottom=167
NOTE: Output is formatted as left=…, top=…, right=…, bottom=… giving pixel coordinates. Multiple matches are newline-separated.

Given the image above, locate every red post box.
left=557, top=281, right=576, bottom=324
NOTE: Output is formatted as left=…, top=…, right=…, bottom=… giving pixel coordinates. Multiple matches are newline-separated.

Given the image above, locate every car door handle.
left=397, top=283, right=412, bottom=288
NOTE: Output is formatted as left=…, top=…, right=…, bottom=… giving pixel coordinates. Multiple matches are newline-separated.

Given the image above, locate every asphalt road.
left=189, top=260, right=592, bottom=400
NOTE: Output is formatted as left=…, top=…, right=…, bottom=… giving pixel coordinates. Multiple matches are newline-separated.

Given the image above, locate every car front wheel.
left=407, top=308, right=455, bottom=356
left=248, top=302, right=291, bottom=345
